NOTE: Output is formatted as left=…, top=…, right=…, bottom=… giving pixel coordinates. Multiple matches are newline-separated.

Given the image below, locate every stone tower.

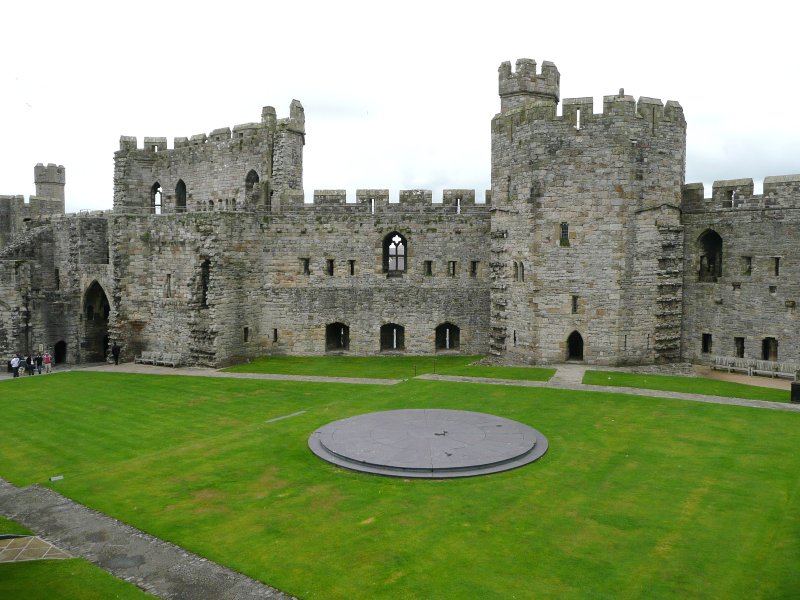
left=34, top=163, right=66, bottom=206
left=490, top=59, right=687, bottom=365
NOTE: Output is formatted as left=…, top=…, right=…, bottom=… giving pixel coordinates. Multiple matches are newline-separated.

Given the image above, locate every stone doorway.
left=567, top=331, right=584, bottom=361
left=54, top=340, right=67, bottom=364
left=82, top=281, right=110, bottom=362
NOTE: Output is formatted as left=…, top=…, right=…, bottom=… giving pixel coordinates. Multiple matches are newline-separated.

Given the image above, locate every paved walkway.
left=0, top=479, right=293, bottom=599
left=0, top=535, right=71, bottom=562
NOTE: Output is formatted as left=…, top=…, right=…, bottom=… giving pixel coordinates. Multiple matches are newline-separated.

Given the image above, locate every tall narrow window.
left=54, top=268, right=60, bottom=290
left=175, top=180, right=187, bottom=212
left=243, top=327, right=249, bottom=342
left=742, top=256, right=752, bottom=275
left=575, top=108, right=581, bottom=130
left=384, top=232, right=407, bottom=275
left=273, top=328, right=278, bottom=342
left=456, top=197, right=462, bottom=214
left=165, top=273, right=172, bottom=298
left=326, top=259, right=334, bottom=276
left=424, top=260, right=433, bottom=276
left=151, top=182, right=163, bottom=215
left=571, top=295, right=579, bottom=314
left=349, top=260, right=355, bottom=276
left=513, top=262, right=519, bottom=281
left=560, top=222, right=570, bottom=246
left=448, top=261, right=457, bottom=277
left=470, top=260, right=479, bottom=278
left=734, top=337, right=745, bottom=358
left=200, top=259, right=210, bottom=308
left=519, top=263, right=525, bottom=282
left=301, top=258, right=310, bottom=275
left=774, top=257, right=781, bottom=276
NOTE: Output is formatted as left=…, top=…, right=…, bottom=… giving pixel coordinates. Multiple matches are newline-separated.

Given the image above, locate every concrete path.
left=0, top=479, right=293, bottom=600
left=0, top=535, right=71, bottom=562
left=417, top=371, right=800, bottom=412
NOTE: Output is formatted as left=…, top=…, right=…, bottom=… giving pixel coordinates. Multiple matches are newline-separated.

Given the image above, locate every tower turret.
left=498, top=59, right=560, bottom=112
left=34, top=163, right=66, bottom=202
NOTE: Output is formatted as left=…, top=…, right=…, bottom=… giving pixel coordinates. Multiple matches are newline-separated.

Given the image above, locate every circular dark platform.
left=308, top=409, right=548, bottom=478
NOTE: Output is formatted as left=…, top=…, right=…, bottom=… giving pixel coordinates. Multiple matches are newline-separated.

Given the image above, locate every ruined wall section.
left=113, top=103, right=304, bottom=216
left=491, top=59, right=686, bottom=365
left=260, top=195, right=491, bottom=357
left=681, top=176, right=800, bottom=363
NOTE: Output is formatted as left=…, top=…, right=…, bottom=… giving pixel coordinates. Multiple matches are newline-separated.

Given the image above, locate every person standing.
left=35, top=352, right=43, bottom=374
left=11, top=354, right=20, bottom=378
left=25, top=354, right=34, bottom=375
left=111, top=342, right=121, bottom=365
left=44, top=351, right=52, bottom=374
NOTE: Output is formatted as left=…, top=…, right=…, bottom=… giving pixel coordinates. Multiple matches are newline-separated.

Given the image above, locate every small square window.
left=424, top=260, right=433, bottom=276
left=732, top=282, right=740, bottom=291
left=769, top=285, right=777, bottom=295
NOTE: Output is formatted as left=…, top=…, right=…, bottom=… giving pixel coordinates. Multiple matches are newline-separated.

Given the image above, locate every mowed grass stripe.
left=1, top=373, right=799, bottom=599
left=583, top=369, right=790, bottom=402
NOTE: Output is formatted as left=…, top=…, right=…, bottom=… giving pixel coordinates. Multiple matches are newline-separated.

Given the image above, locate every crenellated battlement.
left=682, top=174, right=800, bottom=212
left=276, top=189, right=491, bottom=214
left=499, top=59, right=560, bottom=112
left=501, top=88, right=685, bottom=130
left=117, top=101, right=302, bottom=153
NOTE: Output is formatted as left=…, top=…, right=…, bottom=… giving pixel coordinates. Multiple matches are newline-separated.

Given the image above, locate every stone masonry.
left=0, top=59, right=797, bottom=367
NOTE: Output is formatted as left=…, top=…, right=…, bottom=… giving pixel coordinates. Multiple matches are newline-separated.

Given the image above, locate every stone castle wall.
left=0, top=60, right=798, bottom=370
left=681, top=176, right=800, bottom=363
left=490, top=59, right=686, bottom=365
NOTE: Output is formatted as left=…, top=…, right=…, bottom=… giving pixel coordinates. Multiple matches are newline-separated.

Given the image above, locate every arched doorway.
left=83, top=281, right=110, bottom=362
left=698, top=229, right=723, bottom=282
left=567, top=331, right=584, bottom=361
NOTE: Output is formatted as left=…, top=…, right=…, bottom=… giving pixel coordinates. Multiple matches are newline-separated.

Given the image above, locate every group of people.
left=8, top=352, right=53, bottom=377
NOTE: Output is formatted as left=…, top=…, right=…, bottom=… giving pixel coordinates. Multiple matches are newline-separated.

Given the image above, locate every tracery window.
left=383, top=232, right=407, bottom=275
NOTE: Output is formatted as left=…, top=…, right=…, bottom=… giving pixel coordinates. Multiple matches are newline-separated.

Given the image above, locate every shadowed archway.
left=83, top=281, right=110, bottom=362
left=567, top=330, right=584, bottom=361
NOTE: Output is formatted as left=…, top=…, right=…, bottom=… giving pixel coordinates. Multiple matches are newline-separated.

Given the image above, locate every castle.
left=1, top=59, right=798, bottom=368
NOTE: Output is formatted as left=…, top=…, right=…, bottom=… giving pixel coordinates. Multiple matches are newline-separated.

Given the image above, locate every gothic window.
left=151, top=182, right=163, bottom=215
left=698, top=229, right=723, bottom=282
left=435, top=323, right=460, bottom=351
left=326, top=323, right=350, bottom=351
left=383, top=232, right=407, bottom=275
left=175, top=180, right=187, bottom=212
left=245, top=170, right=260, bottom=203
left=380, top=323, right=405, bottom=351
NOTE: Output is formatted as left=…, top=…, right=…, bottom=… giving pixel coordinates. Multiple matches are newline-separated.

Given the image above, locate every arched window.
left=326, top=322, right=350, bottom=351
left=698, top=229, right=723, bottom=282
left=208, top=199, right=214, bottom=212
left=380, top=323, right=405, bottom=351
left=151, top=182, right=163, bottom=215
left=245, top=170, right=260, bottom=203
left=435, top=323, right=460, bottom=351
left=383, top=232, right=407, bottom=275
left=175, top=180, right=187, bottom=212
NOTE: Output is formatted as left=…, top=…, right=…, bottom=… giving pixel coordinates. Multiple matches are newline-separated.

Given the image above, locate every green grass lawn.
left=0, top=516, right=152, bottom=599
left=223, top=354, right=555, bottom=381
left=583, top=370, right=791, bottom=402
left=0, top=559, right=155, bottom=599
left=1, top=371, right=798, bottom=599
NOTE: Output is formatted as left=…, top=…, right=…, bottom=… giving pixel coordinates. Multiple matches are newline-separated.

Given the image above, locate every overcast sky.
left=2, top=1, right=798, bottom=213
